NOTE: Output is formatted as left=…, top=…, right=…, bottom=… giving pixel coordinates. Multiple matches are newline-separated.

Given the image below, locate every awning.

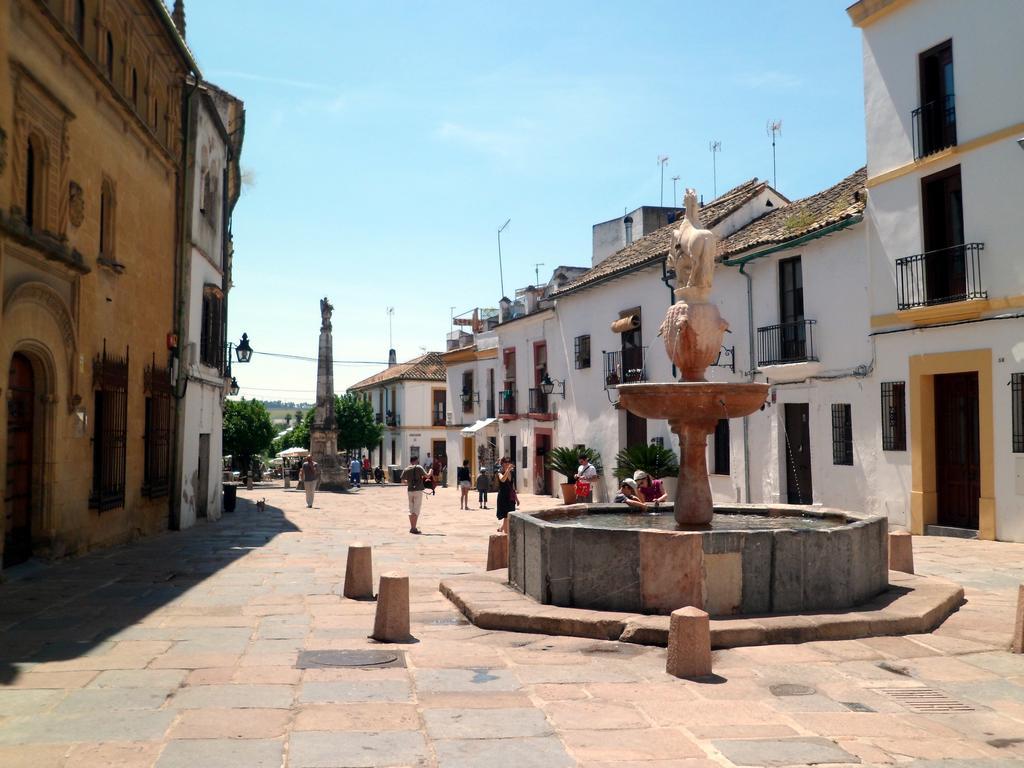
left=461, top=417, right=498, bottom=436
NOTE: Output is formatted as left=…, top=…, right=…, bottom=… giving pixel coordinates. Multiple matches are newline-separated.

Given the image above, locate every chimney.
left=387, top=349, right=397, bottom=367
left=171, top=0, right=186, bottom=39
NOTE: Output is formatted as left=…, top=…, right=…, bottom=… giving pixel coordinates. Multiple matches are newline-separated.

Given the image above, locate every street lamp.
left=229, top=377, right=240, bottom=396
left=234, top=333, right=253, bottom=363
left=539, top=373, right=565, bottom=399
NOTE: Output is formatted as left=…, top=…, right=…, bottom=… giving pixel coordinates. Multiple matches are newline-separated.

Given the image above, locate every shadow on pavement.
left=0, top=498, right=299, bottom=685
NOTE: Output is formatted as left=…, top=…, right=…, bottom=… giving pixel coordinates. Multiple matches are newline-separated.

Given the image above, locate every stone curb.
left=438, top=569, right=965, bottom=649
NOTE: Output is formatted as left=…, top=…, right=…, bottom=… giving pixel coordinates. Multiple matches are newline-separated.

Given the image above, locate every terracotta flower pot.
left=560, top=482, right=577, bottom=505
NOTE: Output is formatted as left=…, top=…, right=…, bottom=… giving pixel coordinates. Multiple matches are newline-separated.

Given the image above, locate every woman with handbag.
left=574, top=453, right=598, bottom=503
left=496, top=456, right=516, bottom=533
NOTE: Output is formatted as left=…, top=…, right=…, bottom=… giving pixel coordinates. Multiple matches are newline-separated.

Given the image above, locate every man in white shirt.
left=574, top=454, right=598, bottom=503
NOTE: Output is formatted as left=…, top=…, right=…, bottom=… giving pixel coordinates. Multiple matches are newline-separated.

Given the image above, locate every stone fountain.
left=618, top=187, right=768, bottom=526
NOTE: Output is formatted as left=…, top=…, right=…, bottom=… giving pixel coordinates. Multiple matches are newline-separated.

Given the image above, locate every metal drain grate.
left=296, top=650, right=406, bottom=669
left=876, top=686, right=974, bottom=713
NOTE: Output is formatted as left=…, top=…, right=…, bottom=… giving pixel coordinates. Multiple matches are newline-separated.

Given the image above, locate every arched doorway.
left=5, top=353, right=35, bottom=567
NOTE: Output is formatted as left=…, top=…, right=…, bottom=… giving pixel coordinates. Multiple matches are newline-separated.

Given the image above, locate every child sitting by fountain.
left=614, top=478, right=648, bottom=511
left=633, top=470, right=668, bottom=506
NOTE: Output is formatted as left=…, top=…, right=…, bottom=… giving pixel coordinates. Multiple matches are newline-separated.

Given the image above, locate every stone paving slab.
left=440, top=568, right=965, bottom=648
left=1, top=484, right=1023, bottom=767
left=712, top=737, right=860, bottom=766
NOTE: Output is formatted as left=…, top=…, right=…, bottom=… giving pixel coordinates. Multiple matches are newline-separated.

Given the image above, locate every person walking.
left=475, top=467, right=489, bottom=509
left=401, top=458, right=427, bottom=534
left=457, top=459, right=472, bottom=510
left=349, top=456, right=362, bottom=488
left=574, top=453, right=598, bottom=503
left=362, top=456, right=371, bottom=480
left=496, top=456, right=516, bottom=533
left=299, top=456, right=320, bottom=508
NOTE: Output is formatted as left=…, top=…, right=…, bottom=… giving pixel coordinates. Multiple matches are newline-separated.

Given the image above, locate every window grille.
left=713, top=419, right=730, bottom=475
left=574, top=334, right=591, bottom=369
left=832, top=403, right=853, bottom=466
left=143, top=357, right=172, bottom=497
left=200, top=285, right=224, bottom=371
left=881, top=381, right=907, bottom=451
left=1012, top=373, right=1024, bottom=453
left=91, top=343, right=129, bottom=511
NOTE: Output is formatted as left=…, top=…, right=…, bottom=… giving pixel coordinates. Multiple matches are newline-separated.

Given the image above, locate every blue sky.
left=184, top=1, right=865, bottom=401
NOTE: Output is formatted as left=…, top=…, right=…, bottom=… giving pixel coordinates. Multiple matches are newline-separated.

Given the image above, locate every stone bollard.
left=889, top=530, right=915, bottom=574
left=371, top=572, right=411, bottom=642
left=666, top=606, right=712, bottom=679
left=486, top=534, right=509, bottom=571
left=343, top=542, right=374, bottom=600
left=1013, top=585, right=1024, bottom=654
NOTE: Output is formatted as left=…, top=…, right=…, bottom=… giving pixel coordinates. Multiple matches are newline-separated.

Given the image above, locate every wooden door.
left=626, top=411, right=647, bottom=449
left=5, top=354, right=34, bottom=568
left=934, top=372, right=979, bottom=529
left=784, top=403, right=813, bottom=504
left=534, top=433, right=551, bottom=495
left=778, top=256, right=805, bottom=361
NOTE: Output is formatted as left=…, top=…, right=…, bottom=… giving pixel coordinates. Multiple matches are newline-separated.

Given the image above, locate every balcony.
left=912, top=94, right=956, bottom=160
left=895, top=242, right=986, bottom=311
left=603, top=348, right=647, bottom=389
left=499, top=388, right=517, bottom=416
left=757, top=320, right=821, bottom=383
left=528, top=388, right=549, bottom=415
left=385, top=411, right=399, bottom=427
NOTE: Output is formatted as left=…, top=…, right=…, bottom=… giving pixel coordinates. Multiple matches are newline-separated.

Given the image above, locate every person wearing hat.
left=614, top=478, right=647, bottom=511
left=633, top=470, right=667, bottom=506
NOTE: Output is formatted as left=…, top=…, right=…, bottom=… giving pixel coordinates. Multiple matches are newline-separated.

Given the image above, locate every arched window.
left=105, top=31, right=114, bottom=80
left=73, top=0, right=86, bottom=44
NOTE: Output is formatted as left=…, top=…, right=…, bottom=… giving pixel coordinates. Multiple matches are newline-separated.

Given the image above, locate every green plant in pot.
left=545, top=446, right=603, bottom=504
left=613, top=442, right=679, bottom=481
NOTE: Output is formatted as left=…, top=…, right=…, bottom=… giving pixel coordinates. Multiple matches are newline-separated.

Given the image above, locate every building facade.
left=0, top=0, right=195, bottom=566
left=349, top=351, right=447, bottom=473
left=850, top=0, right=1024, bottom=540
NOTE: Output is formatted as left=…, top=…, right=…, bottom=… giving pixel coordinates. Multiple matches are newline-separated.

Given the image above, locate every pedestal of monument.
left=310, top=427, right=347, bottom=490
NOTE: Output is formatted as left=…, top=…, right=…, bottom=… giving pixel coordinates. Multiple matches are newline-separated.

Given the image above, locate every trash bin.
left=223, top=483, right=237, bottom=513
left=388, top=465, right=401, bottom=483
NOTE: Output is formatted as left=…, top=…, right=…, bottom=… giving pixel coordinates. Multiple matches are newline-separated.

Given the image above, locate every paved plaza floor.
left=1, top=483, right=1024, bottom=767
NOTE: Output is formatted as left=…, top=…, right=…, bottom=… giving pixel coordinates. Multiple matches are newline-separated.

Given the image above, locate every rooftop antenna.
left=533, top=262, right=545, bottom=286
left=767, top=120, right=782, bottom=190
left=657, top=155, right=669, bottom=206
left=497, top=218, right=511, bottom=299
left=708, top=140, right=721, bottom=198
left=671, top=175, right=680, bottom=207
left=386, top=306, right=394, bottom=348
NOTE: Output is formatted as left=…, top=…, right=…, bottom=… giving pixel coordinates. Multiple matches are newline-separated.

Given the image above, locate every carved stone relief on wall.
left=68, top=181, right=84, bottom=227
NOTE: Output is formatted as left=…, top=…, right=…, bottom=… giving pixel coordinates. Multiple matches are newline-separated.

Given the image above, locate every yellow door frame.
left=462, top=436, right=474, bottom=477
left=908, top=348, right=995, bottom=539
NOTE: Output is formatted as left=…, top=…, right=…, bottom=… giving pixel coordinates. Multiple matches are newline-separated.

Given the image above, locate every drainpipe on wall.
left=739, top=263, right=755, bottom=504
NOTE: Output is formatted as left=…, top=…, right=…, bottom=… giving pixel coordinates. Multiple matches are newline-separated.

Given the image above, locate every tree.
left=284, top=413, right=292, bottom=427
left=223, top=398, right=276, bottom=470
left=336, top=393, right=383, bottom=453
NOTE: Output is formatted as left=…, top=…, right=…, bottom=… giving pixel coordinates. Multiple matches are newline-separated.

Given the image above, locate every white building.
left=442, top=309, right=500, bottom=478
left=349, top=351, right=448, bottom=474
left=849, top=0, right=1024, bottom=540
left=173, top=83, right=244, bottom=527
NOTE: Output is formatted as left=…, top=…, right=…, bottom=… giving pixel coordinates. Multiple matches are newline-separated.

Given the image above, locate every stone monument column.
left=309, top=297, right=348, bottom=490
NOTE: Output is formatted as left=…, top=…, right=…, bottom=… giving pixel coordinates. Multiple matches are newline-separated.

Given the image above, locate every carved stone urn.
left=659, top=286, right=728, bottom=382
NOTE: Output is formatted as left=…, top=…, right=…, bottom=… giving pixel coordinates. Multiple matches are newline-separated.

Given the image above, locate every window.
left=105, top=31, right=114, bottom=80
left=1012, top=373, right=1024, bottom=453
left=574, top=334, right=591, bottom=369
left=73, top=0, right=86, bottom=44
left=713, top=419, right=730, bottom=475
left=432, top=389, right=446, bottom=427
left=881, top=381, right=907, bottom=451
left=199, top=285, right=224, bottom=371
left=143, top=361, right=172, bottom=497
left=831, top=404, right=853, bottom=466
left=778, top=256, right=807, bottom=361
left=99, top=178, right=115, bottom=257
left=25, top=136, right=39, bottom=228
left=91, top=345, right=128, bottom=511
left=461, top=370, right=474, bottom=414
left=915, top=39, right=956, bottom=159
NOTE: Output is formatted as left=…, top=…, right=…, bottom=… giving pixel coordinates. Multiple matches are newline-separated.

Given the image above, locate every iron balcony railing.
left=757, top=319, right=818, bottom=366
left=385, top=411, right=399, bottom=427
left=431, top=408, right=445, bottom=427
left=895, top=242, right=986, bottom=311
left=603, top=348, right=647, bottom=389
left=912, top=94, right=957, bottom=160
left=528, top=388, right=549, bottom=414
left=499, top=388, right=517, bottom=415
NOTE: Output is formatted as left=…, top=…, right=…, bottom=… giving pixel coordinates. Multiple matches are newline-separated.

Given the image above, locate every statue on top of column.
left=320, top=297, right=333, bottom=331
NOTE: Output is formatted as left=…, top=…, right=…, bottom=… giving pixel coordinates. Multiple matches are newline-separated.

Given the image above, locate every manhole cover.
left=296, top=650, right=405, bottom=669
left=875, top=686, right=974, bottom=713
left=770, top=683, right=816, bottom=697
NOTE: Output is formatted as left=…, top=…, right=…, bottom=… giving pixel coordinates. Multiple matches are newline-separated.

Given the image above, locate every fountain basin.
left=508, top=504, right=889, bottom=617
left=616, top=381, right=769, bottom=421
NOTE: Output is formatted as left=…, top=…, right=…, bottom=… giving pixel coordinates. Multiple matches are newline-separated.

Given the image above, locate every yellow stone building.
left=0, top=0, right=197, bottom=566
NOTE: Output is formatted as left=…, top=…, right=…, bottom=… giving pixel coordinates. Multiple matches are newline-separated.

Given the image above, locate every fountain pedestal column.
left=669, top=417, right=717, bottom=526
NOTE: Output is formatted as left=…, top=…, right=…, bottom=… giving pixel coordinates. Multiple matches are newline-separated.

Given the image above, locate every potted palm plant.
left=545, top=446, right=602, bottom=505
left=613, top=443, right=679, bottom=481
